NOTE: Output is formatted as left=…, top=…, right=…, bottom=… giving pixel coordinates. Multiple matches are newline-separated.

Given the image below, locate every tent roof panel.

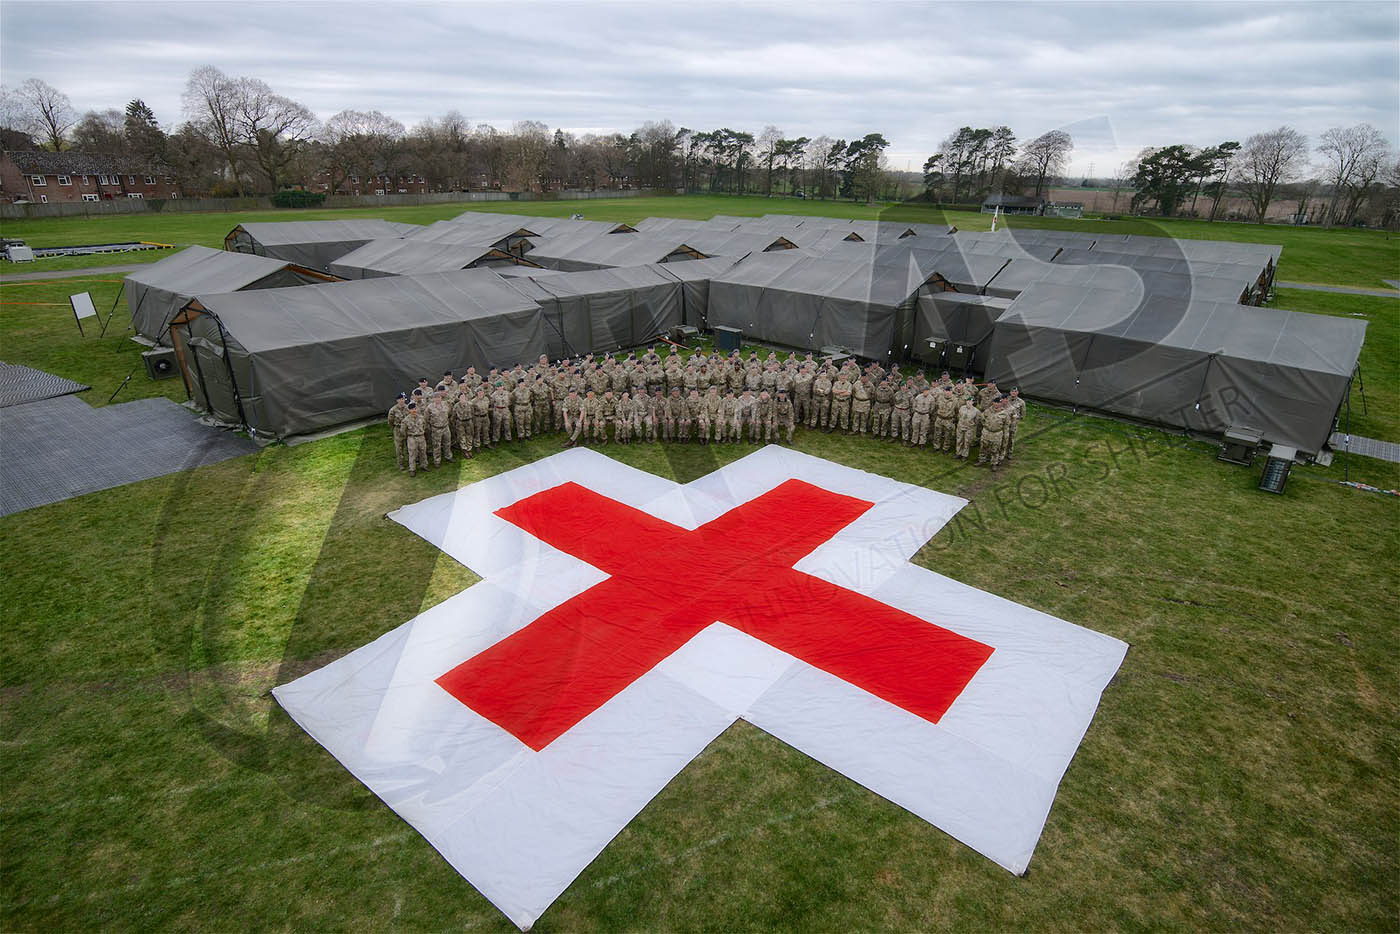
left=125, top=245, right=298, bottom=293
left=191, top=268, right=540, bottom=354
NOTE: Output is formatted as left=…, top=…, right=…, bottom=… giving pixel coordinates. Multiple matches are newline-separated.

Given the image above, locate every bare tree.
left=324, top=109, right=405, bottom=193
left=1238, top=126, right=1309, bottom=222
left=1108, top=157, right=1136, bottom=213
left=506, top=120, right=551, bottom=191
left=757, top=125, right=782, bottom=196
left=1317, top=123, right=1390, bottom=225
left=12, top=78, right=77, bottom=151
left=1017, top=130, right=1073, bottom=198
left=183, top=66, right=248, bottom=195
left=235, top=77, right=318, bottom=191
left=70, top=109, right=126, bottom=153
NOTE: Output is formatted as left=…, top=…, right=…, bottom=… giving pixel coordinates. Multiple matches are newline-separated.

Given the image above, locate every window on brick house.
left=145, top=175, right=155, bottom=184
left=31, top=175, right=46, bottom=186
left=57, top=175, right=71, bottom=185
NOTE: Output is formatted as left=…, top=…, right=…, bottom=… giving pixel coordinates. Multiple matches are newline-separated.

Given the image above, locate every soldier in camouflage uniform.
left=452, top=387, right=474, bottom=458
left=512, top=379, right=534, bottom=440
left=404, top=402, right=428, bottom=476
left=531, top=375, right=552, bottom=435
left=892, top=380, right=913, bottom=442
left=615, top=392, right=633, bottom=443
left=387, top=393, right=409, bottom=470
left=955, top=396, right=979, bottom=459
left=851, top=377, right=872, bottom=435
left=810, top=370, right=832, bottom=430
left=792, top=364, right=814, bottom=426
left=562, top=389, right=584, bottom=446
left=977, top=380, right=1000, bottom=411
left=872, top=378, right=894, bottom=438
left=774, top=389, right=795, bottom=442
left=933, top=385, right=959, bottom=452
left=685, top=390, right=703, bottom=443
left=647, top=389, right=664, bottom=442
left=1004, top=388, right=1026, bottom=459
left=699, top=387, right=719, bottom=444
left=629, top=390, right=648, bottom=442
left=490, top=381, right=512, bottom=443
left=910, top=386, right=935, bottom=447
left=470, top=387, right=489, bottom=449
left=978, top=399, right=1009, bottom=467
left=428, top=390, right=454, bottom=465
left=756, top=390, right=775, bottom=443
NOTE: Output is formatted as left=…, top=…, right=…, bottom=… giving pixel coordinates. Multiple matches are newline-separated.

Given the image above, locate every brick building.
left=0, top=151, right=182, bottom=204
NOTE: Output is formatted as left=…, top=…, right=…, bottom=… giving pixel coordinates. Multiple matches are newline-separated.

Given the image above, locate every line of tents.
left=124, top=211, right=1361, bottom=456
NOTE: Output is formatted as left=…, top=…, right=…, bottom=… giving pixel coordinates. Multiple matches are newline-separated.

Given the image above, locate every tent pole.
left=1354, top=363, right=1368, bottom=415
left=213, top=312, right=252, bottom=432
left=1344, top=374, right=1352, bottom=484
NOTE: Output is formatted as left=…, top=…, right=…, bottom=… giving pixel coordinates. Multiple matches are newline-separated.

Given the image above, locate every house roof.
left=5, top=150, right=172, bottom=175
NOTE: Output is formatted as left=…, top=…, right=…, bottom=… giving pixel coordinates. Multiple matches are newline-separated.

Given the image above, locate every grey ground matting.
left=1329, top=432, right=1400, bottom=463
left=1, top=394, right=258, bottom=516
left=0, top=362, right=89, bottom=408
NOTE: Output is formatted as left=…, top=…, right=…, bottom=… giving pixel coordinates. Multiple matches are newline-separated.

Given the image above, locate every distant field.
left=3, top=194, right=1398, bottom=288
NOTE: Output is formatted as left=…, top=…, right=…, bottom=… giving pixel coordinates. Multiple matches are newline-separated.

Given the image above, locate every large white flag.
left=274, top=446, right=1127, bottom=929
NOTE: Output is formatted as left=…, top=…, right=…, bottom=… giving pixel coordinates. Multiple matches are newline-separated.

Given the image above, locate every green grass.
left=4, top=193, right=1398, bottom=287
left=2, top=401, right=1396, bottom=930
left=2, top=199, right=1398, bottom=930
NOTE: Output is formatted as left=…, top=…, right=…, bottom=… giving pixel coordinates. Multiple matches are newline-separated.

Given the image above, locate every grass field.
left=2, top=197, right=1397, bottom=931
left=4, top=193, right=1399, bottom=287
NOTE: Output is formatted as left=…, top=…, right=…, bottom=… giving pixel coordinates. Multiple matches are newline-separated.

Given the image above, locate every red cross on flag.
left=274, top=447, right=1127, bottom=930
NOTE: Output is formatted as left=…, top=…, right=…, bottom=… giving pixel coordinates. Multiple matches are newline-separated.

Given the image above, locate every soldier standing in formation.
left=386, top=349, right=1024, bottom=472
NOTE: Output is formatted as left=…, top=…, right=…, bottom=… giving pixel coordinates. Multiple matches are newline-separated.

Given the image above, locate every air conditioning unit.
left=1258, top=444, right=1297, bottom=494
left=142, top=346, right=178, bottom=380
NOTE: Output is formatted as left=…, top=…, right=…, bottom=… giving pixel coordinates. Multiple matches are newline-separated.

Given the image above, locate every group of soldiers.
left=386, top=345, right=1026, bottom=476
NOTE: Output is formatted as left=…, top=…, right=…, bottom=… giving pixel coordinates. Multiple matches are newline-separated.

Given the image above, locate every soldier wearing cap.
left=563, top=388, right=584, bottom=446
left=512, top=378, right=533, bottom=440
left=756, top=390, right=776, bottom=443
left=531, top=374, right=552, bottom=434
left=977, top=379, right=1000, bottom=411
left=615, top=391, right=633, bottom=443
left=471, top=386, right=490, bottom=448
left=452, top=386, right=474, bottom=459
left=1005, top=388, right=1026, bottom=459
left=700, top=386, right=720, bottom=444
left=978, top=399, right=1009, bottom=467
left=440, top=370, right=458, bottom=394
left=910, top=385, right=935, bottom=447
left=810, top=369, right=832, bottom=430
left=387, top=393, right=409, bottom=470
left=775, top=389, right=795, bottom=443
left=933, top=385, right=959, bottom=452
left=489, top=380, right=512, bottom=443
left=427, top=389, right=453, bottom=465
left=872, top=377, right=894, bottom=438
left=416, top=377, right=432, bottom=398
left=955, top=395, right=979, bottom=459
left=648, top=389, right=665, bottom=443
left=851, top=376, right=872, bottom=435
left=891, top=379, right=913, bottom=443
left=404, top=402, right=428, bottom=476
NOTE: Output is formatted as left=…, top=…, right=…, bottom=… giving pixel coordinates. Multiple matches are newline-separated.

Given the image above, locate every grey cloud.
left=2, top=0, right=1395, bottom=176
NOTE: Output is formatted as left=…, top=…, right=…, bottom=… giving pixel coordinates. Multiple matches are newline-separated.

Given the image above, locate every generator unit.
left=1258, top=444, right=1297, bottom=494
left=1218, top=426, right=1264, bottom=466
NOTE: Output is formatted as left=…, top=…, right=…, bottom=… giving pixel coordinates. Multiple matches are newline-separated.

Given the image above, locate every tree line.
left=0, top=71, right=900, bottom=202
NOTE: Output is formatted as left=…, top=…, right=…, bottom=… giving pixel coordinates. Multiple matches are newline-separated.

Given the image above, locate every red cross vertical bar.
left=436, top=479, right=994, bottom=750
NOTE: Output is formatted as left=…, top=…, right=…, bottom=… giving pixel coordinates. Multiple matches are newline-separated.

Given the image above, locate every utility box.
left=670, top=325, right=699, bottom=345
left=1219, top=426, right=1264, bottom=466
left=713, top=326, right=743, bottom=353
left=947, top=343, right=971, bottom=374
left=1258, top=444, right=1297, bottom=494
left=142, top=347, right=178, bottom=380
left=919, top=338, right=946, bottom=367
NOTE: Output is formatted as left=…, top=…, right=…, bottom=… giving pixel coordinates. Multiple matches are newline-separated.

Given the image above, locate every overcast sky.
left=3, top=1, right=1396, bottom=177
